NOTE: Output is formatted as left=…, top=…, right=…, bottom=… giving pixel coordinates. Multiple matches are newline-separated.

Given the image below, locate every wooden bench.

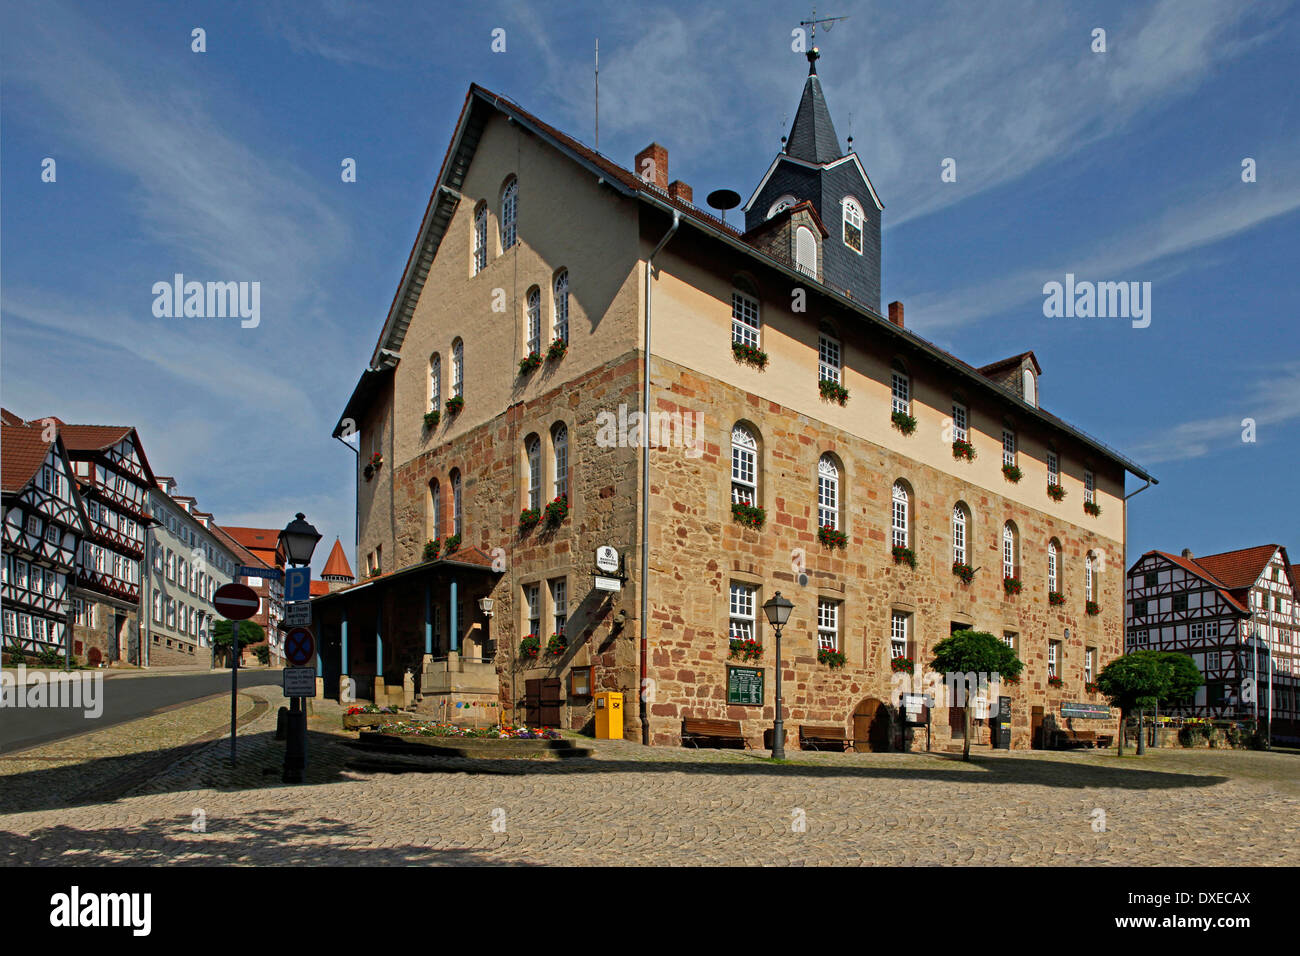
left=682, top=718, right=747, bottom=749
left=799, top=725, right=851, bottom=752
left=1056, top=729, right=1108, bottom=749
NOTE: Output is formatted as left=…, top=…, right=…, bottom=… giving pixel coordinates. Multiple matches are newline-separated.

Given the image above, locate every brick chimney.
left=888, top=301, right=904, bottom=328
left=1181, top=548, right=1194, bottom=559
left=668, top=180, right=693, bottom=204
left=635, top=143, right=669, bottom=190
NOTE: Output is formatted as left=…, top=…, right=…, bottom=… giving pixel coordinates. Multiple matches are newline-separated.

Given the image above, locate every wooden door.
left=1031, top=705, right=1045, bottom=749
left=852, top=698, right=891, bottom=752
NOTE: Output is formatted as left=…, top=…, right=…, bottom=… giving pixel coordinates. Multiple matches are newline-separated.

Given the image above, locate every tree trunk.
left=962, top=704, right=972, bottom=761
left=1136, top=708, right=1146, bottom=755
left=1117, top=707, right=1126, bottom=756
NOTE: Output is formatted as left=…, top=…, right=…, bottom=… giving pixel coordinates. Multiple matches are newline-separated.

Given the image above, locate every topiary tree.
left=929, top=629, right=1024, bottom=761
left=1095, top=651, right=1170, bottom=755
left=1153, top=651, right=1203, bottom=707
left=210, top=619, right=265, bottom=663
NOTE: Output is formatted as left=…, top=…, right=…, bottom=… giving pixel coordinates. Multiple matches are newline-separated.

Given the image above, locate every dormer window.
left=767, top=195, right=797, bottom=219
left=795, top=225, right=817, bottom=278
left=842, top=198, right=863, bottom=254
left=1022, top=367, right=1037, bottom=407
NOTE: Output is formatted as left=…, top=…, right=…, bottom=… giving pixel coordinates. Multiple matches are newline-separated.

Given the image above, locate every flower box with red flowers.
left=1000, top=673, right=1021, bottom=686
left=518, top=352, right=542, bottom=375
left=443, top=533, right=461, bottom=555
left=1002, top=463, right=1023, bottom=483
left=1003, top=575, right=1023, bottom=595
left=729, top=637, right=763, bottom=662
left=952, top=561, right=975, bottom=584
left=423, top=539, right=441, bottom=561
left=818, top=525, right=847, bottom=549
left=546, top=633, right=567, bottom=657
left=1085, top=681, right=1100, bottom=694
left=1049, top=591, right=1066, bottom=606
left=891, top=410, right=917, bottom=435
left=519, top=634, right=540, bottom=660
left=818, top=647, right=847, bottom=669
left=731, top=501, right=765, bottom=529
left=1083, top=500, right=1102, bottom=517
left=546, top=338, right=568, bottom=361
left=518, top=507, right=541, bottom=531
left=368, top=452, right=383, bottom=469
left=423, top=410, right=441, bottom=430
left=892, top=545, right=916, bottom=569
left=819, top=378, right=849, bottom=405
left=1085, top=600, right=1100, bottom=616
left=731, top=342, right=768, bottom=368
left=445, top=395, right=464, bottom=415
left=1046, top=675, right=1064, bottom=689
left=952, top=439, right=976, bottom=461
left=890, top=656, right=914, bottom=674
left=543, top=495, right=569, bottom=527
left=1046, top=482, right=1066, bottom=501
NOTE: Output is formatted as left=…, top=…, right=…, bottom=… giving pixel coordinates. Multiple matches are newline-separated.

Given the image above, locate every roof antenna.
left=799, top=6, right=850, bottom=72
left=594, top=38, right=600, bottom=151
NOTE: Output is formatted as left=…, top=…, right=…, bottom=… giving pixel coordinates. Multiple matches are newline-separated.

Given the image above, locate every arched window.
left=451, top=339, right=464, bottom=398
left=525, top=287, right=541, bottom=356
left=552, top=270, right=569, bottom=343
left=1048, top=539, right=1059, bottom=593
left=842, top=197, right=864, bottom=253
left=891, top=363, right=911, bottom=416
left=1022, top=367, right=1037, bottom=407
left=500, top=177, right=518, bottom=250
left=1086, top=552, right=1096, bottom=602
left=731, top=424, right=757, bottom=506
left=1003, top=523, right=1018, bottom=580
left=451, top=470, right=463, bottom=537
left=952, top=503, right=969, bottom=565
left=795, top=225, right=817, bottom=278
left=429, top=353, right=441, bottom=412
left=551, top=423, right=568, bottom=502
left=525, top=435, right=541, bottom=511
left=473, top=202, right=487, bottom=274
left=817, top=455, right=839, bottom=530
left=731, top=279, right=760, bottom=349
left=766, top=194, right=797, bottom=219
left=428, top=479, right=441, bottom=541
left=818, top=322, right=841, bottom=384
left=891, top=481, right=909, bottom=549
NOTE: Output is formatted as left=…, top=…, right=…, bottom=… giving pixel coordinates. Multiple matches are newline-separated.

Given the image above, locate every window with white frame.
left=891, top=482, right=909, bottom=549
left=795, top=225, right=817, bottom=277
left=1047, top=451, right=1060, bottom=487
left=1048, top=640, right=1060, bottom=678
left=1206, top=620, right=1219, bottom=639
left=26, top=513, right=41, bottom=536
left=817, top=455, right=839, bottom=530
left=552, top=270, right=569, bottom=343
left=1206, top=650, right=1220, bottom=671
left=891, top=368, right=910, bottom=415
left=166, top=550, right=175, bottom=581
left=1084, top=469, right=1095, bottom=505
left=731, top=425, right=757, bottom=506
left=952, top=504, right=968, bottom=565
left=1190, top=621, right=1204, bottom=640
left=731, top=286, right=760, bottom=349
left=818, top=328, right=841, bottom=384
left=890, top=611, right=908, bottom=659
left=1003, top=523, right=1016, bottom=579
left=525, top=287, right=541, bottom=355
left=429, top=354, right=441, bottom=412
left=1048, top=540, right=1058, bottom=593
left=18, top=614, right=31, bottom=641
left=952, top=402, right=968, bottom=443
left=1002, top=631, right=1017, bottom=654
left=550, top=577, right=567, bottom=636
left=525, top=436, right=541, bottom=511
left=1085, top=553, right=1095, bottom=601
left=1084, top=647, right=1095, bottom=683
left=451, top=339, right=464, bottom=398
left=729, top=583, right=756, bottom=641
left=500, top=178, right=517, bottom=250
left=153, top=590, right=162, bottom=623
left=2, top=610, right=15, bottom=638
left=524, top=583, right=540, bottom=637
left=473, top=202, right=487, bottom=274
left=552, top=424, right=568, bottom=501
left=429, top=479, right=441, bottom=540
left=1002, top=429, right=1017, bottom=468
left=817, top=599, right=839, bottom=651
left=842, top=197, right=864, bottom=253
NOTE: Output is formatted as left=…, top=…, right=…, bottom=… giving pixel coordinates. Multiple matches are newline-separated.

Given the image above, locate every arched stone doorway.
left=851, top=697, right=892, bottom=752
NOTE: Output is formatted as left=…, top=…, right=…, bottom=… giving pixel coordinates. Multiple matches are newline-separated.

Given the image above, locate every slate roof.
left=979, top=351, right=1043, bottom=377
left=785, top=56, right=844, bottom=164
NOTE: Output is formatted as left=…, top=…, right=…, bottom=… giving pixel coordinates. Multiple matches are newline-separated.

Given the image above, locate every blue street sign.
left=285, top=566, right=311, bottom=603
left=239, top=565, right=282, bottom=581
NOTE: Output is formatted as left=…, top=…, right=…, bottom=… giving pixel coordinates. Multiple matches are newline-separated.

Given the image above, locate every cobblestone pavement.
left=2, top=688, right=1297, bottom=866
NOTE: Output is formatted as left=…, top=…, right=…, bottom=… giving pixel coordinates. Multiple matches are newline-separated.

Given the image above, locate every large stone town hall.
left=316, top=50, right=1154, bottom=750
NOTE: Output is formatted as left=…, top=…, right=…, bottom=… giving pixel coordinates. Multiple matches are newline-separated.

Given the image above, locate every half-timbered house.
left=1, top=413, right=90, bottom=658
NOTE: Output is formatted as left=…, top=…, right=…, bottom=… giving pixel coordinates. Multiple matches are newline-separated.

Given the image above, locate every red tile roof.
left=55, top=423, right=134, bottom=452
left=321, top=537, right=354, bottom=579
left=309, top=580, right=330, bottom=597
left=1192, top=545, right=1280, bottom=591
left=220, top=526, right=284, bottom=565
left=1149, top=551, right=1249, bottom=614
left=209, top=524, right=266, bottom=570
left=1, top=421, right=53, bottom=495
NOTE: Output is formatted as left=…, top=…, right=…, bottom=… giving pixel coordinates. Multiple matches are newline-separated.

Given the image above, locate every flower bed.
left=729, top=637, right=763, bottom=662
left=732, top=342, right=768, bottom=368
left=892, top=545, right=916, bottom=568
left=342, top=705, right=401, bottom=730
left=952, top=561, right=975, bottom=584
left=1003, top=575, right=1023, bottom=595
left=891, top=410, right=917, bottom=435
left=1002, top=463, right=1022, bottom=483
left=731, top=501, right=765, bottom=529
left=1084, top=500, right=1102, bottom=517
left=819, top=378, right=849, bottom=405
left=952, top=439, right=976, bottom=461
left=1046, top=482, right=1066, bottom=501
left=818, top=525, right=847, bottom=549
left=818, top=647, right=846, bottom=669
left=890, top=656, right=914, bottom=674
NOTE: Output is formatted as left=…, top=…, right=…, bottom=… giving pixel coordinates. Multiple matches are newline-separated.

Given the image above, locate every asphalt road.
left=0, top=667, right=281, bottom=754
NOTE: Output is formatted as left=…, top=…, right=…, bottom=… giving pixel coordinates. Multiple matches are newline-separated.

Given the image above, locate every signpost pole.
left=229, top=619, right=239, bottom=765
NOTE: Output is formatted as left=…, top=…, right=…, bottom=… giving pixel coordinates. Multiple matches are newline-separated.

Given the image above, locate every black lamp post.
left=277, top=512, right=321, bottom=784
left=763, top=591, right=794, bottom=760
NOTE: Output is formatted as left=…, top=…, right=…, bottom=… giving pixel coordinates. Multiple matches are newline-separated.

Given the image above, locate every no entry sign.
left=213, top=582, right=259, bottom=621
left=283, top=626, right=316, bottom=666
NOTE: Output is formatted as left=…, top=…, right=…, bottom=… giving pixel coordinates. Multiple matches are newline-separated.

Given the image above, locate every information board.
left=726, top=665, right=764, bottom=706
left=1061, top=702, right=1111, bottom=719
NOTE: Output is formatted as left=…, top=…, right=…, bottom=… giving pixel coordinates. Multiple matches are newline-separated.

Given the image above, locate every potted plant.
left=890, top=655, right=914, bottom=674
left=952, top=561, right=975, bottom=584
left=731, top=501, right=765, bottom=529
left=1003, top=575, right=1023, bottom=595
left=1046, top=482, right=1066, bottom=501
left=518, top=352, right=543, bottom=375
left=368, top=452, right=384, bottom=469
left=546, top=633, right=567, bottom=657
left=444, top=533, right=461, bottom=555
left=423, top=539, right=441, bottom=561
left=818, top=647, right=846, bottom=669
left=543, top=494, right=569, bottom=528
left=445, top=395, right=464, bottom=415
left=1085, top=681, right=1100, bottom=695
left=519, top=634, right=540, bottom=660
left=1049, top=591, right=1066, bottom=606
left=891, top=545, right=916, bottom=568
left=819, top=378, right=849, bottom=405
left=731, top=341, right=768, bottom=369
left=1046, top=674, right=1064, bottom=689
left=728, top=637, right=763, bottom=662
left=891, top=410, right=917, bottom=435
left=818, top=525, right=847, bottom=549
left=1084, top=500, right=1102, bottom=517
left=952, top=439, right=975, bottom=461
left=1002, top=463, right=1022, bottom=483
left=424, top=410, right=441, bottom=430
left=1085, top=600, right=1100, bottom=616
left=546, top=338, right=568, bottom=361
left=1000, top=673, right=1021, bottom=686
left=518, top=507, right=541, bottom=531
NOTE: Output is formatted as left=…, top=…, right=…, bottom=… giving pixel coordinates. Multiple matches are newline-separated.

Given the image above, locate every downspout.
left=640, top=209, right=680, bottom=746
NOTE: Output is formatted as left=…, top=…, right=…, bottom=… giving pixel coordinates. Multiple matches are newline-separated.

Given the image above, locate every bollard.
left=276, top=706, right=288, bottom=741
left=283, top=710, right=307, bottom=783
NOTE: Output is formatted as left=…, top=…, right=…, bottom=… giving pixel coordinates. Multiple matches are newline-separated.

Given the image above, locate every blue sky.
left=2, top=0, right=1297, bottom=575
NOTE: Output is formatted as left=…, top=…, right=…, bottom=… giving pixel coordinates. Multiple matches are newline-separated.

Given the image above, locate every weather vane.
left=800, top=6, right=849, bottom=48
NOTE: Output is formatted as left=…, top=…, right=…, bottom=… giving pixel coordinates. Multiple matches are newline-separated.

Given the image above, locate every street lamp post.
left=479, top=597, right=494, bottom=662
left=762, top=592, right=794, bottom=760
left=278, top=513, right=321, bottom=784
